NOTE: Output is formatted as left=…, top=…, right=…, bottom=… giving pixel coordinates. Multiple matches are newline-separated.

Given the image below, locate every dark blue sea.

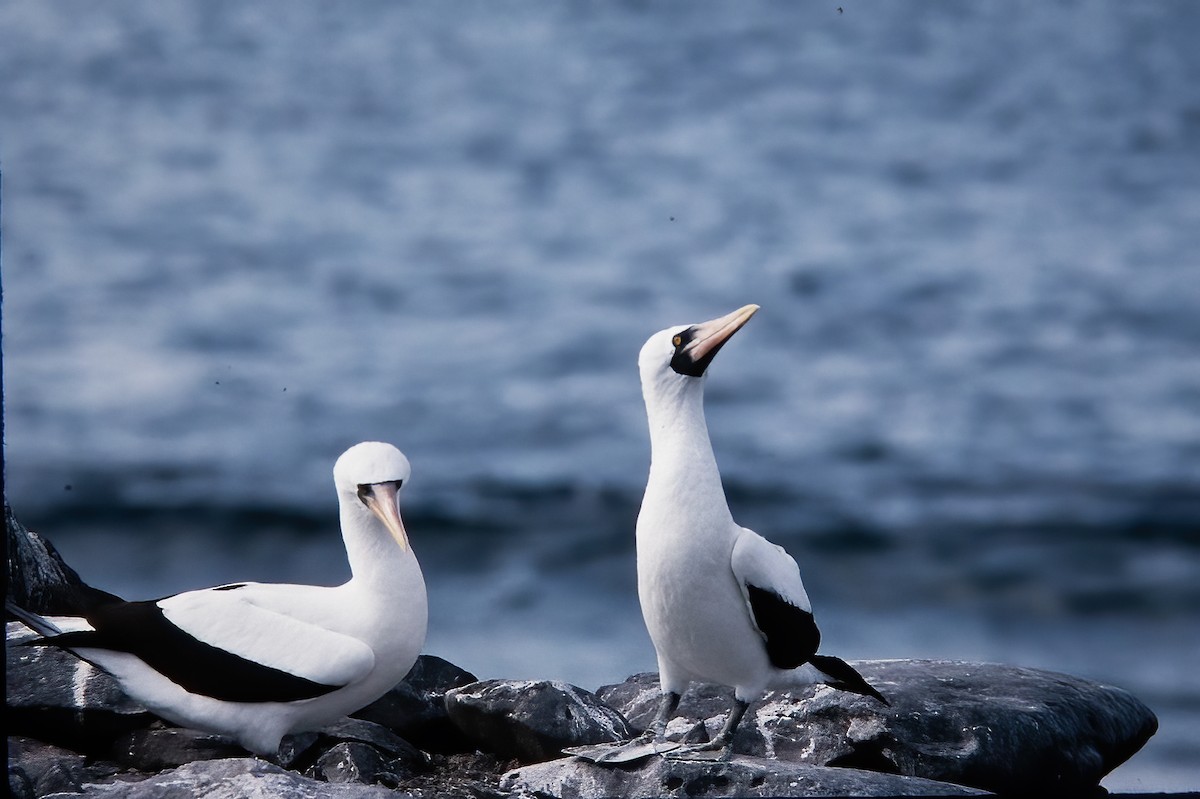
left=2, top=2, right=1198, bottom=791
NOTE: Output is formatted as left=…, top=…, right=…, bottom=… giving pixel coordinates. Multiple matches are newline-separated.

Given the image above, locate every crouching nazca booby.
left=6, top=441, right=427, bottom=757
left=635, top=305, right=887, bottom=757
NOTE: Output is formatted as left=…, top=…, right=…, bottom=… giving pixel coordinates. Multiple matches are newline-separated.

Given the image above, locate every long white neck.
left=338, top=501, right=421, bottom=595
left=641, top=376, right=733, bottom=529
left=335, top=492, right=428, bottom=663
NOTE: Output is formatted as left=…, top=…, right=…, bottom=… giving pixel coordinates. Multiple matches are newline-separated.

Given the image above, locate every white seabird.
left=636, top=304, right=887, bottom=757
left=7, top=441, right=427, bottom=757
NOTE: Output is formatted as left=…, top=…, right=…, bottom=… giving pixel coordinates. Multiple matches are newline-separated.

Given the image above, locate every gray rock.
left=8, top=736, right=122, bottom=797
left=28, top=762, right=87, bottom=797
left=109, top=724, right=245, bottom=772
left=6, top=621, right=155, bottom=750
left=446, top=679, right=634, bottom=763
left=502, top=754, right=990, bottom=798
left=45, top=757, right=412, bottom=798
left=278, top=731, right=322, bottom=770
left=681, top=719, right=711, bottom=744
left=353, top=654, right=478, bottom=753
left=279, top=719, right=428, bottom=785
left=315, top=718, right=425, bottom=763
left=8, top=766, right=34, bottom=799
left=598, top=660, right=1157, bottom=795
left=5, top=500, right=121, bottom=615
left=313, top=742, right=409, bottom=787
left=8, top=767, right=33, bottom=796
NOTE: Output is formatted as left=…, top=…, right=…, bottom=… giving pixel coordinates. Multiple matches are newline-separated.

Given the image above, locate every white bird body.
left=634, top=306, right=885, bottom=754
left=638, top=333, right=810, bottom=701
left=11, top=441, right=427, bottom=756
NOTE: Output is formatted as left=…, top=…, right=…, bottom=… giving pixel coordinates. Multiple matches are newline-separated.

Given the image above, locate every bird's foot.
left=648, top=737, right=684, bottom=758
left=662, top=740, right=734, bottom=762
left=629, top=727, right=681, bottom=755
left=562, top=737, right=681, bottom=764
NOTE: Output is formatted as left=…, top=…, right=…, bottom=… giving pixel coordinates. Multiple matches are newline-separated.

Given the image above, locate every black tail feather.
left=5, top=599, right=64, bottom=638
left=810, top=654, right=890, bottom=706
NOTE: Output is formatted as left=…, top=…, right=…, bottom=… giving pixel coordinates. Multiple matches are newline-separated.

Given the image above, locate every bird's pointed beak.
left=685, top=304, right=760, bottom=362
left=672, top=304, right=760, bottom=377
left=363, top=482, right=409, bottom=552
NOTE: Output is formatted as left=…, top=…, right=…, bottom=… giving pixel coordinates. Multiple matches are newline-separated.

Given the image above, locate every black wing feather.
left=745, top=585, right=821, bottom=669
left=42, top=599, right=341, bottom=703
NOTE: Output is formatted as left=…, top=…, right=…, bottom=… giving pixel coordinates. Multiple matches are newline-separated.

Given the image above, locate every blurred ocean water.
left=2, top=2, right=1198, bottom=790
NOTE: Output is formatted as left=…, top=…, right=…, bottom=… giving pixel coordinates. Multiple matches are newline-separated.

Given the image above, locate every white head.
left=638, top=304, right=759, bottom=408
left=334, top=441, right=413, bottom=551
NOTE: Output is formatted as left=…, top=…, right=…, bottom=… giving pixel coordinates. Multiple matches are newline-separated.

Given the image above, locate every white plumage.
left=731, top=530, right=813, bottom=633
left=635, top=305, right=886, bottom=756
left=9, top=441, right=427, bottom=757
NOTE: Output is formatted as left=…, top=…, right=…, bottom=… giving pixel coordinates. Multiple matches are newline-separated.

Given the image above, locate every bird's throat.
left=341, top=505, right=418, bottom=590
left=643, top=385, right=732, bottom=528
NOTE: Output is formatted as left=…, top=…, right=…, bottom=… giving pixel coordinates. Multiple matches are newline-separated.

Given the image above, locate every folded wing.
left=731, top=528, right=820, bottom=670
left=45, top=586, right=375, bottom=703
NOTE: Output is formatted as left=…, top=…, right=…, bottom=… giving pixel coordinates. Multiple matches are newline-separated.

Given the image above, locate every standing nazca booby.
left=634, top=304, right=887, bottom=758
left=7, top=441, right=427, bottom=757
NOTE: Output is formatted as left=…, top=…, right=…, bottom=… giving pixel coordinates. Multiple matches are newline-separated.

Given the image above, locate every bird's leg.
left=651, top=690, right=682, bottom=739
left=707, top=697, right=750, bottom=751
left=635, top=690, right=681, bottom=743
left=667, top=697, right=749, bottom=760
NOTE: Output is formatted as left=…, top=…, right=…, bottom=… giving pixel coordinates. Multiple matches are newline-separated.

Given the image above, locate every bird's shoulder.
left=158, top=581, right=339, bottom=617
left=730, top=528, right=811, bottom=613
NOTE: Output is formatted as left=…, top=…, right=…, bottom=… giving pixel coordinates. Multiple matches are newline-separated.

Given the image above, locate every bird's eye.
left=672, top=335, right=682, bottom=347
left=357, top=484, right=371, bottom=503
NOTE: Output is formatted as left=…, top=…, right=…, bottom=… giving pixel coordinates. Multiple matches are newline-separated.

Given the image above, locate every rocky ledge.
left=6, top=504, right=1158, bottom=797
left=592, top=664, right=1158, bottom=797
left=504, top=755, right=992, bottom=798
left=8, top=614, right=1158, bottom=798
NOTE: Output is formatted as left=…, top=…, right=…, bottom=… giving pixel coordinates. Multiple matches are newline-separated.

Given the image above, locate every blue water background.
left=2, top=2, right=1198, bottom=790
